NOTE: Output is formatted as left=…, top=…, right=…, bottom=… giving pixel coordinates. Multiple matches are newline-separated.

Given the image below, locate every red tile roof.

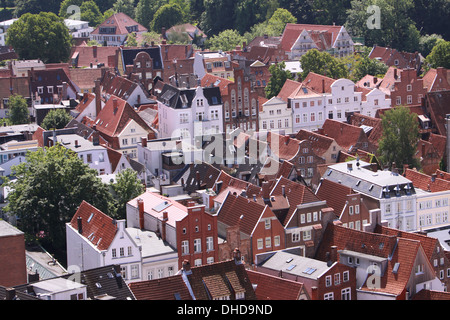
left=412, top=289, right=450, bottom=300
left=129, top=275, right=193, bottom=300
left=404, top=168, right=450, bottom=192
left=200, top=73, right=233, bottom=96
left=91, top=12, right=147, bottom=36
left=70, top=46, right=118, bottom=68
left=247, top=269, right=307, bottom=300
left=315, top=179, right=353, bottom=216
left=295, top=129, right=336, bottom=158
left=277, top=79, right=302, bottom=102
left=280, top=23, right=342, bottom=53
left=302, top=72, right=335, bottom=93
left=266, top=131, right=301, bottom=161
left=321, top=119, right=370, bottom=152
left=70, top=201, right=117, bottom=251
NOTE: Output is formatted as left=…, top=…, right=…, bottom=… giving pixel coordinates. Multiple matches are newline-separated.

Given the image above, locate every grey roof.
left=49, top=134, right=105, bottom=153
left=158, top=83, right=222, bottom=109
left=126, top=228, right=176, bottom=259
left=258, top=251, right=331, bottom=280
left=322, top=160, right=415, bottom=199
left=0, top=220, right=23, bottom=237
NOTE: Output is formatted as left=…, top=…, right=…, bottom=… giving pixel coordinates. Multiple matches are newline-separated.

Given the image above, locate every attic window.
left=95, top=283, right=102, bottom=288
left=393, top=262, right=400, bottom=274
left=356, top=180, right=361, bottom=186
left=369, top=184, right=374, bottom=191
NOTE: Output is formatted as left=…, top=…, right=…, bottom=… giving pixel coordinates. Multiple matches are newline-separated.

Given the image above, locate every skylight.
left=87, top=213, right=94, bottom=223
left=286, top=264, right=297, bottom=271
left=303, top=267, right=317, bottom=275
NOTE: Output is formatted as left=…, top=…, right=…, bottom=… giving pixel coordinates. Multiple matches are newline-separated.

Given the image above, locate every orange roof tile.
left=247, top=269, right=307, bottom=300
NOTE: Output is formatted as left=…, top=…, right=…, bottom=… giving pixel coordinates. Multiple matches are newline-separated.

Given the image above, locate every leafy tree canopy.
left=8, top=94, right=29, bottom=125
left=111, top=168, right=144, bottom=220
left=377, top=106, right=421, bottom=170
left=4, top=144, right=115, bottom=249
left=265, top=61, right=293, bottom=99
left=425, top=40, right=450, bottom=70
left=41, top=109, right=73, bottom=130
left=150, top=3, right=185, bottom=33
left=300, top=49, right=349, bottom=80
left=206, top=29, right=246, bottom=52
left=6, top=12, right=72, bottom=63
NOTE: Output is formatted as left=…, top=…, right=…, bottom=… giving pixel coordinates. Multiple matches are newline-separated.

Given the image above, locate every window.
left=127, top=246, right=132, bottom=256
left=265, top=237, right=271, bottom=248
left=112, top=248, right=117, bottom=258
left=407, top=95, right=412, bottom=104
left=407, top=84, right=412, bottom=91
left=274, top=235, right=280, bottom=247
left=341, top=288, right=351, bottom=300
left=396, top=96, right=401, bottom=105
left=324, top=292, right=334, bottom=300
left=119, top=247, right=124, bottom=257
left=265, top=219, right=271, bottom=229
left=257, top=238, right=263, bottom=249
left=181, top=240, right=189, bottom=255
left=303, top=229, right=311, bottom=240
left=194, top=239, right=201, bottom=252
left=334, top=273, right=341, bottom=285
left=343, top=271, right=349, bottom=282
left=292, top=232, right=300, bottom=242
left=122, top=138, right=128, bottom=146
left=325, top=275, right=332, bottom=287
left=206, top=237, right=214, bottom=251
left=349, top=206, right=354, bottom=215
left=131, top=265, right=139, bottom=279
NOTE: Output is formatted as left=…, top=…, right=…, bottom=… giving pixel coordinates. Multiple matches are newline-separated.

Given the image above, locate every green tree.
left=351, top=54, right=388, bottom=81
left=135, top=0, right=154, bottom=30
left=206, top=29, right=246, bottom=52
left=79, top=0, right=104, bottom=27
left=9, top=94, right=29, bottom=125
left=312, top=0, right=352, bottom=25
left=14, top=0, right=63, bottom=16
left=200, top=0, right=236, bottom=36
left=419, top=34, right=443, bottom=58
left=150, top=3, right=184, bottom=33
left=300, top=49, right=348, bottom=80
left=6, top=12, right=72, bottom=63
left=265, top=61, right=293, bottom=99
left=266, top=8, right=297, bottom=36
left=112, top=0, right=135, bottom=18
left=4, top=144, right=115, bottom=249
left=125, top=32, right=138, bottom=46
left=377, top=106, right=421, bottom=170
left=59, top=0, right=82, bottom=18
left=425, top=40, right=450, bottom=70
left=345, top=0, right=421, bottom=52
left=139, top=31, right=162, bottom=46
left=112, top=168, right=144, bottom=220
left=41, top=109, right=72, bottom=130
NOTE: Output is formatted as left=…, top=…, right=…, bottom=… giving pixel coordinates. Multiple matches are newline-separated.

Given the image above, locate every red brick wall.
left=0, top=234, right=27, bottom=287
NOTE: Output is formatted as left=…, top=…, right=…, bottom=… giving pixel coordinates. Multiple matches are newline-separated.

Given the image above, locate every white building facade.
left=259, top=96, right=293, bottom=134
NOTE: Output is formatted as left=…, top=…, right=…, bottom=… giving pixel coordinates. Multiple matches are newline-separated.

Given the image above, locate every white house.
left=64, top=19, right=94, bottom=39
left=66, top=200, right=177, bottom=283
left=259, top=96, right=293, bottom=134
left=0, top=19, right=18, bottom=46
left=322, top=160, right=417, bottom=232
left=289, top=83, right=326, bottom=132
left=157, top=84, right=224, bottom=142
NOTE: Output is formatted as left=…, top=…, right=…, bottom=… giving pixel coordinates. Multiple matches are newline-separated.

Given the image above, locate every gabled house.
left=193, top=51, right=235, bottom=80
left=90, top=12, right=147, bottom=47
left=126, top=191, right=219, bottom=270
left=422, top=67, right=450, bottom=93
left=29, top=68, right=79, bottom=105
left=295, top=129, right=342, bottom=164
left=69, top=45, right=119, bottom=69
left=100, top=71, right=156, bottom=108
left=319, top=119, right=376, bottom=154
left=378, top=67, right=427, bottom=108
left=83, top=95, right=156, bottom=158
left=216, top=190, right=286, bottom=264
left=315, top=223, right=444, bottom=299
left=368, top=45, right=422, bottom=74
left=66, top=201, right=141, bottom=276
left=280, top=23, right=354, bottom=60
left=422, top=90, right=450, bottom=136
left=254, top=249, right=357, bottom=300
left=315, top=178, right=372, bottom=231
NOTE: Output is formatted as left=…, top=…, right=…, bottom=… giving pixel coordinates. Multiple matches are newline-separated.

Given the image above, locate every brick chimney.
left=113, top=98, right=118, bottom=115
left=93, top=46, right=97, bottom=59
left=161, top=211, right=168, bottom=242
left=94, top=79, right=101, bottom=117
left=141, top=137, right=147, bottom=148
left=330, top=245, right=338, bottom=263
left=137, top=198, right=144, bottom=230
left=77, top=216, right=83, bottom=234
left=311, top=287, right=319, bottom=300
left=262, top=181, right=270, bottom=201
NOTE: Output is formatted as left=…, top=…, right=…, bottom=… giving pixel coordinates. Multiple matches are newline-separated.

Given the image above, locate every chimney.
left=329, top=245, right=338, bottom=264
left=138, top=198, right=144, bottom=230
left=322, top=79, right=325, bottom=93
left=113, top=98, right=118, bottom=115
left=394, top=68, right=398, bottom=79
left=282, top=185, right=286, bottom=197
left=161, top=211, right=168, bottom=241
left=422, top=143, right=426, bottom=157
left=431, top=173, right=437, bottom=183
left=93, top=46, right=97, bottom=59
left=196, top=171, right=201, bottom=189
left=141, top=137, right=147, bottom=148
left=311, top=287, right=319, bottom=300
left=5, top=288, right=16, bottom=300
left=233, top=248, right=242, bottom=264
left=262, top=181, right=270, bottom=201
left=77, top=216, right=83, bottom=234
left=92, top=130, right=100, bottom=146
left=94, top=79, right=101, bottom=117
left=182, top=260, right=192, bottom=274
left=74, top=140, right=79, bottom=148
left=347, top=163, right=353, bottom=171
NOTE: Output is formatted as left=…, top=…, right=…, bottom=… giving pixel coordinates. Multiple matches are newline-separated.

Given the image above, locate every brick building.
left=0, top=221, right=27, bottom=287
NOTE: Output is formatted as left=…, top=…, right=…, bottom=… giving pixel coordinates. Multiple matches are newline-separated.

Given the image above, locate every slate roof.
left=158, top=83, right=222, bottom=109
left=121, top=47, right=163, bottom=71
